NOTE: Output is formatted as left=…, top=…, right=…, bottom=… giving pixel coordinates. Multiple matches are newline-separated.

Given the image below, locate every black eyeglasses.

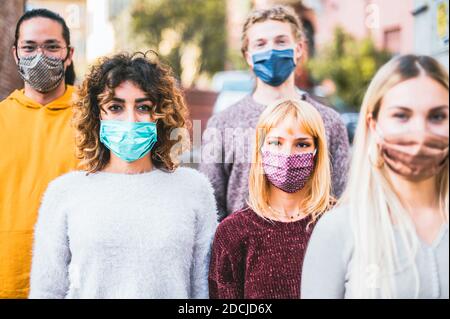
left=17, top=43, right=68, bottom=55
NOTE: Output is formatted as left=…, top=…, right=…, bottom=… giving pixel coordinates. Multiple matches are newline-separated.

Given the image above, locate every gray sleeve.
left=190, top=175, right=219, bottom=299
left=329, top=115, right=350, bottom=198
left=301, top=208, right=351, bottom=299
left=29, top=181, right=71, bottom=299
left=198, top=115, right=230, bottom=221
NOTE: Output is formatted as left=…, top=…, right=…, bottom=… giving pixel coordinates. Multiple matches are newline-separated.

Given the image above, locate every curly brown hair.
left=73, top=51, right=191, bottom=173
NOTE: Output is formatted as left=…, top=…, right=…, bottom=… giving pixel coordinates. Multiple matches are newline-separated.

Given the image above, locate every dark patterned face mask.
left=262, top=150, right=316, bottom=193
left=17, top=53, right=65, bottom=93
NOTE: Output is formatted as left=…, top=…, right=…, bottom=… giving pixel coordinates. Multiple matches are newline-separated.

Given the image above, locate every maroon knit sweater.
left=208, top=207, right=316, bottom=299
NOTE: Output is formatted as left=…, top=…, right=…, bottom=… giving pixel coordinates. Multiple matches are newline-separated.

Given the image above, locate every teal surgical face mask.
left=100, top=120, right=158, bottom=163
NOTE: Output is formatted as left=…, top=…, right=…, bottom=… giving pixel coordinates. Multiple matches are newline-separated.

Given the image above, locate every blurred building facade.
left=302, top=0, right=415, bottom=54
left=257, top=0, right=448, bottom=68
left=0, top=0, right=26, bottom=99
left=226, top=0, right=252, bottom=55
left=413, top=0, right=449, bottom=69
left=26, top=0, right=132, bottom=81
left=4, top=0, right=448, bottom=91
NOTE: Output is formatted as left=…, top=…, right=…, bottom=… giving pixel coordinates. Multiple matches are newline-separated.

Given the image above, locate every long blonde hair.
left=248, top=99, right=333, bottom=224
left=341, top=55, right=449, bottom=298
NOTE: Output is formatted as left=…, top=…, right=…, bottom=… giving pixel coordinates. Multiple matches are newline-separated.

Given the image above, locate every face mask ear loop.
left=59, top=44, right=72, bottom=63
left=60, top=47, right=72, bottom=84
left=15, top=45, right=20, bottom=63
left=368, top=124, right=386, bottom=169
left=371, top=124, right=387, bottom=157
left=374, top=124, right=385, bottom=143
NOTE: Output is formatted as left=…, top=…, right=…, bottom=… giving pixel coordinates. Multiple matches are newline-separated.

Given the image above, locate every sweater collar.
left=249, top=89, right=308, bottom=109
left=8, top=85, right=75, bottom=110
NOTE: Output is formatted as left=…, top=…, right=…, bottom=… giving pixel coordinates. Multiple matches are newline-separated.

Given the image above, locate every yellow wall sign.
left=437, top=0, right=449, bottom=45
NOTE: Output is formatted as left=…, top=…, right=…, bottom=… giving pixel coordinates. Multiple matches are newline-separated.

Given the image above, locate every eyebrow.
left=21, top=39, right=61, bottom=44
left=274, top=34, right=289, bottom=40
left=254, top=38, right=267, bottom=43
left=254, top=34, right=289, bottom=42
left=388, top=105, right=449, bottom=111
left=135, top=97, right=152, bottom=103
left=111, top=97, right=152, bottom=103
left=267, top=136, right=312, bottom=141
left=387, top=106, right=412, bottom=111
left=430, top=105, right=449, bottom=111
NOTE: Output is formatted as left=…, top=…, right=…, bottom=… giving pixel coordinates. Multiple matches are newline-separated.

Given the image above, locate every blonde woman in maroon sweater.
left=208, top=99, right=334, bottom=299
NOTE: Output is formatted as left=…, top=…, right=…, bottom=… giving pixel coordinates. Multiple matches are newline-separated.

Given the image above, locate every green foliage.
left=227, top=49, right=248, bottom=71
left=308, top=27, right=392, bottom=111
left=131, top=0, right=227, bottom=84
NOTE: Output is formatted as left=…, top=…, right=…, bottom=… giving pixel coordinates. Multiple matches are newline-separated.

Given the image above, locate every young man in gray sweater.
left=200, top=5, right=350, bottom=221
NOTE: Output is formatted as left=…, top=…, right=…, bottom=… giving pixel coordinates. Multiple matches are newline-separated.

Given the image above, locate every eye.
left=296, top=142, right=311, bottom=148
left=393, top=113, right=409, bottom=121
left=45, top=44, right=62, bottom=52
left=137, top=104, right=152, bottom=112
left=429, top=112, right=447, bottom=122
left=21, top=45, right=36, bottom=52
left=268, top=140, right=281, bottom=146
left=108, top=104, right=123, bottom=112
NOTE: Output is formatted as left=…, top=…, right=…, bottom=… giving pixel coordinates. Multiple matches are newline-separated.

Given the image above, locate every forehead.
left=113, top=81, right=148, bottom=100
left=266, top=116, right=312, bottom=138
left=247, top=19, right=295, bottom=42
left=18, top=17, right=64, bottom=43
left=380, top=75, right=449, bottom=113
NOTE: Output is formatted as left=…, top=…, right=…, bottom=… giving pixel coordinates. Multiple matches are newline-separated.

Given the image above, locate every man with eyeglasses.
left=0, top=9, right=78, bottom=298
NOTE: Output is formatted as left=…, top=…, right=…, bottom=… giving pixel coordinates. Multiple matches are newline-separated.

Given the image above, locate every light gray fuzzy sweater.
left=29, top=167, right=218, bottom=299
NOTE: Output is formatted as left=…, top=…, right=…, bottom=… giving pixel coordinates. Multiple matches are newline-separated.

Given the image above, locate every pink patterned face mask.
left=262, top=150, right=316, bottom=193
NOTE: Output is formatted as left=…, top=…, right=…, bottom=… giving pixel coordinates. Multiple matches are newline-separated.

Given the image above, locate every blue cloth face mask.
left=100, top=120, right=158, bottom=163
left=252, top=48, right=296, bottom=87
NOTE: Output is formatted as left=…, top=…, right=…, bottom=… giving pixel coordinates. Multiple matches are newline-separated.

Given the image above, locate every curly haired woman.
left=28, top=52, right=218, bottom=299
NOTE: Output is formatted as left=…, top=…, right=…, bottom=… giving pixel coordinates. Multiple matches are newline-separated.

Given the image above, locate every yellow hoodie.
left=0, top=86, right=78, bottom=298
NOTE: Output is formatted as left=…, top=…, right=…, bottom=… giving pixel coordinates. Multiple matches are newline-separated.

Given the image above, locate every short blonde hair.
left=248, top=99, right=333, bottom=225
left=241, top=5, right=305, bottom=56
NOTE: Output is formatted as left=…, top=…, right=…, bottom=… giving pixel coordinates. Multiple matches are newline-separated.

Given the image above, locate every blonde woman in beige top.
left=302, top=54, right=449, bottom=299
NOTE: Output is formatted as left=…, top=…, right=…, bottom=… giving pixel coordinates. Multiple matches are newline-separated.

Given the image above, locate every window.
left=383, top=27, right=402, bottom=53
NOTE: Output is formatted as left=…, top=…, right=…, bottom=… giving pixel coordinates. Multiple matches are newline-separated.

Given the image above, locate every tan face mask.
left=376, top=127, right=449, bottom=182
left=17, top=53, right=65, bottom=93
